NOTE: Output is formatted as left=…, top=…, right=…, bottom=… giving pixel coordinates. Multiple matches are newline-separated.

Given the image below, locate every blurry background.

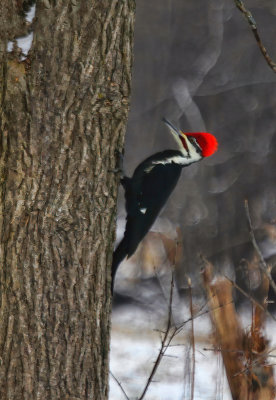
left=114, top=0, right=276, bottom=297
left=110, top=2, right=276, bottom=399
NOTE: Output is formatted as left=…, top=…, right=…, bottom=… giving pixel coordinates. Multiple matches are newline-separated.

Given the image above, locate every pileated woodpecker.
left=112, top=118, right=218, bottom=291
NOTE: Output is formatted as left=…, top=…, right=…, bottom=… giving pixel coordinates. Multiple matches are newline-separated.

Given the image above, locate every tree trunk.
left=0, top=1, right=135, bottom=399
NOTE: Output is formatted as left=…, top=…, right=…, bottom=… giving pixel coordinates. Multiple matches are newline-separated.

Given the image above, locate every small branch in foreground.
left=203, top=347, right=244, bottom=355
left=187, top=277, right=195, bottom=400
left=139, top=239, right=182, bottom=400
left=234, top=0, right=276, bottom=73
left=244, top=199, right=276, bottom=296
left=175, top=300, right=234, bottom=336
left=138, top=272, right=175, bottom=400
left=110, top=370, right=130, bottom=400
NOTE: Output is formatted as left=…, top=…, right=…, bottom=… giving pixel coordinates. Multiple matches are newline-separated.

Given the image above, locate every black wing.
left=111, top=150, right=184, bottom=291
left=123, top=158, right=182, bottom=258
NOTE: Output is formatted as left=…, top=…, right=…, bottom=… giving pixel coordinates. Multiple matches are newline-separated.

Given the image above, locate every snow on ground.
left=110, top=301, right=276, bottom=400
left=109, top=303, right=235, bottom=400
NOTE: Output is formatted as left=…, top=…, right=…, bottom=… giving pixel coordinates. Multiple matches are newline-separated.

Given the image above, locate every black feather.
left=111, top=150, right=187, bottom=291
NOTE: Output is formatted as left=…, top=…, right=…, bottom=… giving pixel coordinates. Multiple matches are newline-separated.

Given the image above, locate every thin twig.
left=244, top=199, right=276, bottom=295
left=110, top=370, right=130, bottom=400
left=203, top=347, right=244, bottom=354
left=138, top=272, right=175, bottom=400
left=175, top=300, right=234, bottom=336
left=187, top=277, right=195, bottom=400
left=139, top=285, right=238, bottom=400
left=138, top=239, right=182, bottom=399
left=234, top=0, right=276, bottom=73
left=225, top=276, right=276, bottom=322
left=232, top=352, right=276, bottom=378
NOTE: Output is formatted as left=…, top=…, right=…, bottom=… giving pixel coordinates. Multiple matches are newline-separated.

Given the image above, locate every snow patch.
left=110, top=305, right=233, bottom=400
left=7, top=41, right=13, bottom=52
left=7, top=31, right=34, bottom=60
left=25, top=4, right=36, bottom=23
left=17, top=32, right=34, bottom=57
left=6, top=5, right=36, bottom=59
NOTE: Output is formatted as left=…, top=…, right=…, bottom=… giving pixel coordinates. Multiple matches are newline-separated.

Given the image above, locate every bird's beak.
left=162, top=118, right=189, bottom=154
left=162, top=117, right=184, bottom=138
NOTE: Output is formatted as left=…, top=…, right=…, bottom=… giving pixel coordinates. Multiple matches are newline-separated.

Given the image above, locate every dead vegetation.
left=111, top=202, right=276, bottom=399
left=201, top=201, right=276, bottom=399
left=202, top=262, right=275, bottom=400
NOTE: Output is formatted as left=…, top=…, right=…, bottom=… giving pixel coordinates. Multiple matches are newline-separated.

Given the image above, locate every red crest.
left=185, top=132, right=218, bottom=157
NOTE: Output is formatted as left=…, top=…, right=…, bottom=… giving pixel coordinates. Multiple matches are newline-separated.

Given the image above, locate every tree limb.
left=234, top=0, right=276, bottom=73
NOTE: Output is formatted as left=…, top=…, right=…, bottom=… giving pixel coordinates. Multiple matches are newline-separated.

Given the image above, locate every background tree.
left=0, top=1, right=135, bottom=399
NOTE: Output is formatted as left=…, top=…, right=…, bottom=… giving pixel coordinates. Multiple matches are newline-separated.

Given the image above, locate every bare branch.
left=138, top=273, right=175, bottom=400
left=234, top=0, right=276, bottom=73
left=187, top=277, right=195, bottom=400
left=175, top=300, right=234, bottom=336
left=244, top=199, right=276, bottom=295
left=110, top=370, right=130, bottom=400
left=203, top=347, right=244, bottom=355
left=139, top=241, right=183, bottom=400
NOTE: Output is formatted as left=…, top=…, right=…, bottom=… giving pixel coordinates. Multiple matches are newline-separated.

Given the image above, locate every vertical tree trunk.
left=0, top=1, right=135, bottom=399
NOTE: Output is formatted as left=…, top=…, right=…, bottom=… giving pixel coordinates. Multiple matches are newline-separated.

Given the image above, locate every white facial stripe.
left=167, top=127, right=189, bottom=155
left=140, top=207, right=147, bottom=214
left=184, top=137, right=202, bottom=161
left=151, top=153, right=201, bottom=166
left=171, top=131, right=201, bottom=162
left=165, top=122, right=203, bottom=162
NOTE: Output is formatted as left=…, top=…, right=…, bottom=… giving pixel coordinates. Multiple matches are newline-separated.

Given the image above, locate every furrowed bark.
left=0, top=1, right=135, bottom=399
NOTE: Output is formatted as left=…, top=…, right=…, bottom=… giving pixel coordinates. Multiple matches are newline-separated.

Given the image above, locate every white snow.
left=25, top=5, right=36, bottom=23
left=6, top=5, right=36, bottom=58
left=110, top=303, right=276, bottom=400
left=16, top=32, right=34, bottom=56
left=110, top=304, right=234, bottom=400
left=7, top=41, right=13, bottom=52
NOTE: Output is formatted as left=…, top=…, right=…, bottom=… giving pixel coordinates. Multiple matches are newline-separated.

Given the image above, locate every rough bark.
left=0, top=1, right=135, bottom=399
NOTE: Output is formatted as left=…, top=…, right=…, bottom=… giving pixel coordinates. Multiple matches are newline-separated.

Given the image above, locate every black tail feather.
left=111, top=237, right=128, bottom=293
